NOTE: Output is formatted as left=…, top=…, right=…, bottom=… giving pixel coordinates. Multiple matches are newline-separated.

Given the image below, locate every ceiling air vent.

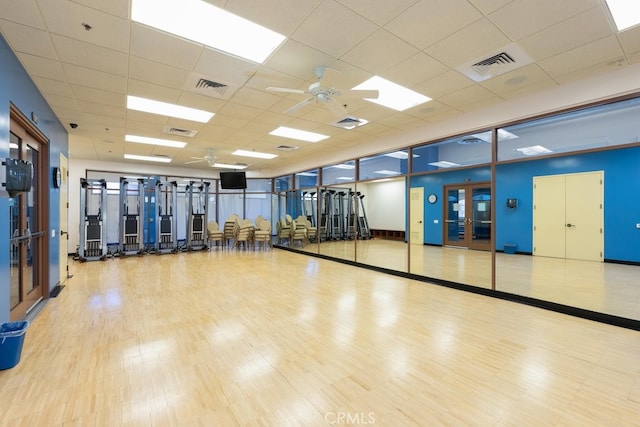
left=275, top=145, right=299, bottom=151
left=196, top=78, right=228, bottom=96
left=456, top=43, right=533, bottom=83
left=329, top=115, right=369, bottom=130
left=162, top=126, right=198, bottom=138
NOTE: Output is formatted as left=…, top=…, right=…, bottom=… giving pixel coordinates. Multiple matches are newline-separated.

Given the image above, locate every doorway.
left=443, top=183, right=491, bottom=250
left=533, top=171, right=603, bottom=262
left=59, top=154, right=69, bottom=284
left=409, top=187, right=424, bottom=245
left=9, top=111, right=49, bottom=320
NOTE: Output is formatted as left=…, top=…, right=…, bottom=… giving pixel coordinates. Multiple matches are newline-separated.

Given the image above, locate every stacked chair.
left=207, top=221, right=224, bottom=249
left=253, top=218, right=272, bottom=249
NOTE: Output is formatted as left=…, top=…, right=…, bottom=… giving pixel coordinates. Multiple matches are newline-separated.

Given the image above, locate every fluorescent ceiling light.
left=212, top=163, right=247, bottom=169
left=127, top=95, right=214, bottom=123
left=516, top=145, right=553, bottom=156
left=131, top=0, right=285, bottom=63
left=384, top=150, right=419, bottom=159
left=9, top=142, right=18, bottom=149
left=269, top=126, right=329, bottom=143
left=124, top=154, right=171, bottom=163
left=374, top=170, right=401, bottom=175
left=332, top=163, right=355, bottom=169
left=336, top=177, right=354, bottom=181
left=428, top=161, right=461, bottom=168
left=352, top=76, right=431, bottom=111
left=125, top=134, right=187, bottom=148
left=297, top=172, right=318, bottom=177
left=232, top=149, right=277, bottom=159
left=605, top=0, right=640, bottom=31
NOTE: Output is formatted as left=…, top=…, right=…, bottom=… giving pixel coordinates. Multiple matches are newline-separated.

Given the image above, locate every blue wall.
left=410, top=166, right=491, bottom=245
left=496, top=147, right=640, bottom=262
left=0, top=35, right=68, bottom=322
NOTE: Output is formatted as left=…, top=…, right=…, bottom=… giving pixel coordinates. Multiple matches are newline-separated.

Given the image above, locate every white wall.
left=358, top=179, right=406, bottom=231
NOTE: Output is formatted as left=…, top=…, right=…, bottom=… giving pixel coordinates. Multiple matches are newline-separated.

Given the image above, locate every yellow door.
left=565, top=172, right=603, bottom=262
left=533, top=171, right=603, bottom=261
left=533, top=175, right=566, bottom=258
left=409, top=187, right=424, bottom=245
left=59, top=153, right=69, bottom=284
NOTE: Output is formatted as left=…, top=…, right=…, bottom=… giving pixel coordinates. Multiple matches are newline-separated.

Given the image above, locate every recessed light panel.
left=131, top=0, right=285, bottom=63
left=212, top=163, right=248, bottom=169
left=124, top=154, right=172, bottom=163
left=127, top=96, right=214, bottom=123
left=125, top=134, right=187, bottom=148
left=605, top=0, right=640, bottom=31
left=269, top=126, right=329, bottom=143
left=232, top=149, right=277, bottom=159
left=352, top=76, right=431, bottom=111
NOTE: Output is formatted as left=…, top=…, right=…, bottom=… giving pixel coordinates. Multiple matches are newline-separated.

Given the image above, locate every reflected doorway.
left=444, top=183, right=491, bottom=251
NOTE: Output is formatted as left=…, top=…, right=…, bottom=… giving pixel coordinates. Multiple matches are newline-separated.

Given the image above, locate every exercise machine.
left=78, top=178, right=108, bottom=261
left=354, top=192, right=372, bottom=239
left=185, top=181, right=210, bottom=251
left=117, top=177, right=145, bottom=256
left=154, top=180, right=178, bottom=254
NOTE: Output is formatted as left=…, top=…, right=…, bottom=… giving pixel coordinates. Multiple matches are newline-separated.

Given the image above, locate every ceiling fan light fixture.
left=352, top=76, right=431, bottom=111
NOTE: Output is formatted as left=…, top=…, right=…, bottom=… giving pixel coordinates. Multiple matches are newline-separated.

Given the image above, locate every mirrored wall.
left=273, top=93, right=640, bottom=326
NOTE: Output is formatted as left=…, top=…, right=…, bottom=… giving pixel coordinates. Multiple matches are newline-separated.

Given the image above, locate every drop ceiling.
left=1, top=0, right=639, bottom=176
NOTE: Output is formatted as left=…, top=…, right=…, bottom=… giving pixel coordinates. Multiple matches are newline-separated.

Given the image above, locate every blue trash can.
left=0, top=320, right=29, bottom=370
left=503, top=243, right=517, bottom=254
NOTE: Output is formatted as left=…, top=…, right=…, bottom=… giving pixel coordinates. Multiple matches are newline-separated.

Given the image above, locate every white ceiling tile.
left=193, top=48, right=259, bottom=86
left=52, top=34, right=128, bottom=76
left=225, top=0, right=322, bottom=35
left=262, top=39, right=335, bottom=82
left=291, top=0, right=377, bottom=57
left=129, top=56, right=190, bottom=90
left=518, top=6, right=613, bottom=61
left=336, top=0, right=417, bottom=25
left=489, top=0, right=602, bottom=40
left=385, top=0, right=482, bottom=49
left=480, top=64, right=554, bottom=97
left=76, top=100, right=127, bottom=119
left=177, top=91, right=225, bottom=113
left=425, top=18, right=511, bottom=67
left=0, top=0, right=46, bottom=29
left=382, top=53, right=449, bottom=87
left=467, top=0, right=514, bottom=14
left=0, top=19, right=57, bottom=59
left=438, top=85, right=503, bottom=109
left=618, top=26, right=640, bottom=59
left=71, top=0, right=129, bottom=19
left=129, top=23, right=204, bottom=71
left=63, top=63, right=127, bottom=94
left=414, top=70, right=474, bottom=99
left=17, top=53, right=66, bottom=81
left=126, top=79, right=181, bottom=103
left=341, top=29, right=419, bottom=73
left=70, top=84, right=125, bottom=107
left=32, top=77, right=74, bottom=98
left=38, top=0, right=130, bottom=52
left=539, top=35, right=623, bottom=78
left=230, top=87, right=282, bottom=110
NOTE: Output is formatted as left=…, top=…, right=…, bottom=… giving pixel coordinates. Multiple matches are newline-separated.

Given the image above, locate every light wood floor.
left=299, top=239, right=640, bottom=321
left=2, top=249, right=640, bottom=426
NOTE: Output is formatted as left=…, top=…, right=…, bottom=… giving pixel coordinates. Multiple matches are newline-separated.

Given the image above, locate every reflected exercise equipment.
left=153, top=180, right=178, bottom=254
left=185, top=181, right=210, bottom=251
left=78, top=178, right=108, bottom=261
left=117, top=177, right=145, bottom=256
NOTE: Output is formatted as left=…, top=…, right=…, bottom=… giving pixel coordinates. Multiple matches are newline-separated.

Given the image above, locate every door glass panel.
left=26, top=144, right=38, bottom=294
left=446, top=188, right=465, bottom=244
left=472, top=187, right=491, bottom=245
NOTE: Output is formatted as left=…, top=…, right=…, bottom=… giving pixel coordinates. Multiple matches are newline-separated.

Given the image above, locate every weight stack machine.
left=354, top=192, right=372, bottom=239
left=78, top=178, right=108, bottom=261
left=185, top=181, right=210, bottom=251
left=154, top=180, right=178, bottom=254
left=118, top=177, right=145, bottom=256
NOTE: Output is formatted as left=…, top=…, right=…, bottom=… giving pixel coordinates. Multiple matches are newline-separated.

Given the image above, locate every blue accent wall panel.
left=0, top=35, right=68, bottom=322
left=495, top=147, right=640, bottom=262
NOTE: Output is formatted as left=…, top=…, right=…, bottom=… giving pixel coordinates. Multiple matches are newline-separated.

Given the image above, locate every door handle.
left=60, top=230, right=68, bottom=236
left=566, top=223, right=574, bottom=228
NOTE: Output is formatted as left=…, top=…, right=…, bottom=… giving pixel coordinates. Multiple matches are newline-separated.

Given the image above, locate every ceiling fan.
left=266, top=66, right=379, bottom=116
left=186, top=148, right=216, bottom=166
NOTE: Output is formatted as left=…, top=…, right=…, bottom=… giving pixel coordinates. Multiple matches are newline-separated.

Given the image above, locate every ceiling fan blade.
left=185, top=159, right=205, bottom=164
left=266, top=86, right=306, bottom=94
left=284, top=97, right=314, bottom=114
left=344, top=89, right=379, bottom=99
left=317, top=66, right=339, bottom=86
left=325, top=98, right=348, bottom=117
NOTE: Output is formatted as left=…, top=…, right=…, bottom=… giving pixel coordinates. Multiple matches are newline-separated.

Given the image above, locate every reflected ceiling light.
left=374, top=170, right=400, bottom=175
left=232, top=149, right=277, bottom=159
left=297, top=172, right=318, bottom=176
left=124, top=154, right=172, bottom=163
left=131, top=0, right=285, bottom=63
left=331, top=163, right=355, bottom=169
left=127, top=95, right=214, bottom=123
left=428, top=161, right=461, bottom=168
left=605, top=0, right=640, bottom=31
left=470, top=129, right=519, bottom=143
left=352, top=76, right=431, bottom=111
left=269, top=126, right=329, bottom=143
left=335, top=177, right=354, bottom=181
left=370, top=178, right=393, bottom=183
left=212, top=163, right=247, bottom=169
left=384, top=150, right=419, bottom=159
left=516, top=145, right=553, bottom=156
left=125, top=134, right=187, bottom=148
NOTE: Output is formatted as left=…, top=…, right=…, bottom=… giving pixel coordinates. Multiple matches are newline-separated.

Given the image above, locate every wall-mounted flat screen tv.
left=4, top=158, right=32, bottom=197
left=219, top=171, right=247, bottom=190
